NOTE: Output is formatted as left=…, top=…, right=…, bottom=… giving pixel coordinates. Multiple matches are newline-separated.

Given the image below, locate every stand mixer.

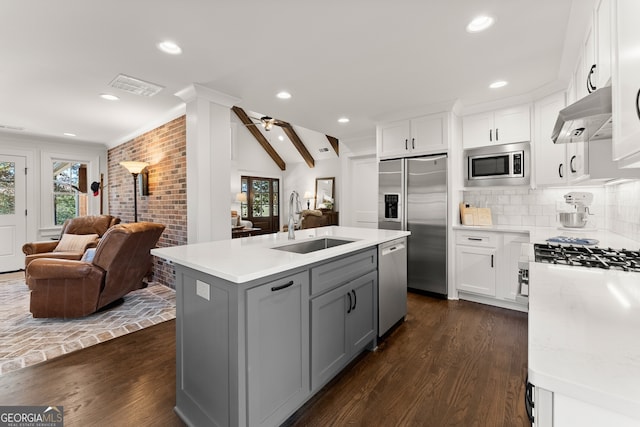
left=559, top=192, right=593, bottom=228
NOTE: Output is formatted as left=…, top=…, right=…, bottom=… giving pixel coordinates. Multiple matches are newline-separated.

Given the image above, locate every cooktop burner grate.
left=534, top=243, right=640, bottom=272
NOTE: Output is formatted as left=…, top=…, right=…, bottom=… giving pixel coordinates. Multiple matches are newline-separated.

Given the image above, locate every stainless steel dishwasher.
left=378, top=237, right=407, bottom=337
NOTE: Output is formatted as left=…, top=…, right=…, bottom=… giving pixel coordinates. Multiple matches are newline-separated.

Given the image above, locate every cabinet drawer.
left=311, top=249, right=377, bottom=296
left=455, top=231, right=497, bottom=247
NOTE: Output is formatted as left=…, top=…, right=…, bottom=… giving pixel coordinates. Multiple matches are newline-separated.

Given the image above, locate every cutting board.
left=460, top=203, right=492, bottom=226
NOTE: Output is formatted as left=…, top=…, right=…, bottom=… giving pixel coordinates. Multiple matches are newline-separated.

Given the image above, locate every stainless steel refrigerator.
left=378, top=155, right=447, bottom=296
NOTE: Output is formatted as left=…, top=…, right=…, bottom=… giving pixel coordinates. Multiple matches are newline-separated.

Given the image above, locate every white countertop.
left=528, top=262, right=640, bottom=420
left=151, top=226, right=410, bottom=283
left=454, top=224, right=640, bottom=250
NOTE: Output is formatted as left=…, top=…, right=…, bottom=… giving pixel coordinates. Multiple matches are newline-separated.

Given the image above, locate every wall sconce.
left=139, top=170, right=149, bottom=196
left=119, top=161, right=149, bottom=222
left=303, top=191, right=314, bottom=210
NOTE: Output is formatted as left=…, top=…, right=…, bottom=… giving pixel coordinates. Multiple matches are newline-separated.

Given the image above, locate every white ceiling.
left=0, top=0, right=586, bottom=151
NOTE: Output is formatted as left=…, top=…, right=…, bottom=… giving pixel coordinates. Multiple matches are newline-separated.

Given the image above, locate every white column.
left=176, top=84, right=240, bottom=243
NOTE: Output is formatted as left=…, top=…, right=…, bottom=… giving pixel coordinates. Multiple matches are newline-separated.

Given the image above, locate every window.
left=241, top=176, right=280, bottom=234
left=0, top=161, right=16, bottom=215
left=53, top=162, right=88, bottom=225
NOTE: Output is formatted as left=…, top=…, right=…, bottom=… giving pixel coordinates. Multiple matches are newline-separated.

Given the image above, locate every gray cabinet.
left=310, top=249, right=377, bottom=392
left=246, top=272, right=310, bottom=427
left=310, top=271, right=376, bottom=390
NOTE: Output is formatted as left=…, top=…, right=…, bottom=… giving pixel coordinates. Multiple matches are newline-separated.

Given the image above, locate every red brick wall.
left=107, top=116, right=186, bottom=288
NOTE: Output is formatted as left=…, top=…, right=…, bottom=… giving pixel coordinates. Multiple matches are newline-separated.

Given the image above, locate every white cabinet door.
left=596, top=0, right=612, bottom=88
left=462, top=112, right=494, bottom=148
left=378, top=114, right=448, bottom=158
left=455, top=245, right=497, bottom=296
left=410, top=113, right=448, bottom=154
left=534, top=91, right=567, bottom=186
left=463, top=105, right=530, bottom=148
left=377, top=120, right=410, bottom=158
left=612, top=0, right=640, bottom=162
left=493, top=105, right=531, bottom=145
left=246, top=272, right=310, bottom=427
left=567, top=142, right=589, bottom=182
left=583, top=21, right=597, bottom=95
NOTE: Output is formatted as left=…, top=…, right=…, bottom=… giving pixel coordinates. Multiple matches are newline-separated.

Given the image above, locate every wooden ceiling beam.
left=231, top=106, right=286, bottom=171
left=326, top=135, right=339, bottom=156
left=281, top=123, right=315, bottom=168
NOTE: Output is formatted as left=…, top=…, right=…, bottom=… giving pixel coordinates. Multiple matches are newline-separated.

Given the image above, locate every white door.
left=0, top=155, right=26, bottom=272
left=348, top=155, right=378, bottom=228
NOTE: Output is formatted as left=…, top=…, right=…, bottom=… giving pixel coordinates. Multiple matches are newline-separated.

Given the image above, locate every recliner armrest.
left=22, top=240, right=59, bottom=255
left=26, top=258, right=103, bottom=282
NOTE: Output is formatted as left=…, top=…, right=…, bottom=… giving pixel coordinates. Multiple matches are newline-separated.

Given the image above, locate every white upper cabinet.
left=534, top=91, right=567, bottom=186
left=377, top=112, right=448, bottom=159
left=612, top=0, right=640, bottom=165
left=462, top=104, right=531, bottom=149
left=595, top=0, right=612, bottom=88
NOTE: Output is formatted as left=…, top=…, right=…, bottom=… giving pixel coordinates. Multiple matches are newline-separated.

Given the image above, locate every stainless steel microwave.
left=465, top=142, right=530, bottom=187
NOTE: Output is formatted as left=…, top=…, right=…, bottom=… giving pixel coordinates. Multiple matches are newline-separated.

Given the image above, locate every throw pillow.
left=54, top=233, right=99, bottom=253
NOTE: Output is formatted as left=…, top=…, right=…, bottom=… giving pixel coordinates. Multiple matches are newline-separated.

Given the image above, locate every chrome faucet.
left=288, top=190, right=301, bottom=240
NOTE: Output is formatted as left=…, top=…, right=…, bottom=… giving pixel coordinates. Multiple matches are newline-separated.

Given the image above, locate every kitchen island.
left=151, top=226, right=409, bottom=427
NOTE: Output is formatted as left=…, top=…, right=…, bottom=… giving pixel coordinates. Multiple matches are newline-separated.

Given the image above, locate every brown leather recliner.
left=26, top=222, right=165, bottom=318
left=22, top=215, right=121, bottom=269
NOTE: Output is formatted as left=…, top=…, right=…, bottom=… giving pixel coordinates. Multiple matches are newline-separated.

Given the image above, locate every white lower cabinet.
left=246, top=272, right=310, bottom=427
left=455, top=229, right=528, bottom=312
left=455, top=245, right=497, bottom=296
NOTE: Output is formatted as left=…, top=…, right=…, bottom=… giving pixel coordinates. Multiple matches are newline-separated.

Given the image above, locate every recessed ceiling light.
left=466, top=15, right=495, bottom=33
left=278, top=135, right=285, bottom=141
left=100, top=93, right=120, bottom=101
left=63, top=132, right=76, bottom=137
left=158, top=40, right=182, bottom=55
left=276, top=91, right=291, bottom=99
left=489, top=80, right=508, bottom=89
left=338, top=117, right=350, bottom=123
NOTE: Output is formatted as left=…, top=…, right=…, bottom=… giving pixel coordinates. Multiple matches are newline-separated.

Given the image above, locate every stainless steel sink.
left=273, top=238, right=355, bottom=254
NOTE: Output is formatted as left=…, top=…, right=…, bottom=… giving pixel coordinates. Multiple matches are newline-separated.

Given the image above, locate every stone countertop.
left=528, top=262, right=640, bottom=421
left=151, top=226, right=410, bottom=283
left=453, top=224, right=640, bottom=249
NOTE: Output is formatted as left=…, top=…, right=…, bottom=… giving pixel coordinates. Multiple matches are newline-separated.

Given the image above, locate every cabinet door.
left=377, top=120, right=410, bottom=158
left=567, top=142, right=589, bottom=182
left=612, top=0, right=640, bottom=162
left=246, top=272, right=310, bottom=427
left=534, top=91, right=567, bottom=186
left=583, top=20, right=597, bottom=95
left=310, top=283, right=349, bottom=391
left=493, top=105, right=531, bottom=145
left=462, top=112, right=493, bottom=148
left=455, top=245, right=497, bottom=296
left=346, top=271, right=376, bottom=356
left=410, top=113, right=448, bottom=154
left=596, top=0, right=612, bottom=88
left=574, top=53, right=588, bottom=101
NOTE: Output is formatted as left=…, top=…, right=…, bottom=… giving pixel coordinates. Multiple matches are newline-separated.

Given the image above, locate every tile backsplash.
left=463, top=182, right=640, bottom=242
left=605, top=180, right=640, bottom=242
left=462, top=187, right=606, bottom=229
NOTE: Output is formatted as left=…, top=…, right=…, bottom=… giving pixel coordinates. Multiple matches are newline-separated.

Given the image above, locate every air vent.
left=108, top=74, right=164, bottom=97
left=0, top=124, right=25, bottom=131
left=319, top=147, right=329, bottom=153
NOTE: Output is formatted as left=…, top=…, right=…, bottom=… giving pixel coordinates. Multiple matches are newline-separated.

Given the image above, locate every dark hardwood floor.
left=0, top=293, right=528, bottom=427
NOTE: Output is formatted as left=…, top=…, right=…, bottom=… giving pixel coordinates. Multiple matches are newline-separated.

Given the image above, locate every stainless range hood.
left=551, top=86, right=612, bottom=144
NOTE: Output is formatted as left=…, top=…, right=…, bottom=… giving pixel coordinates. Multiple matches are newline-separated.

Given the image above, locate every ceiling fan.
left=247, top=115, right=287, bottom=131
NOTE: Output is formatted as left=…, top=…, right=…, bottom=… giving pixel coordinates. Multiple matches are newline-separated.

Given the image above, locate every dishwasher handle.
left=381, top=243, right=405, bottom=256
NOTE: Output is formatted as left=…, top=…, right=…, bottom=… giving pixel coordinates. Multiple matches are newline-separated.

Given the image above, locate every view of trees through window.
left=0, top=161, right=16, bottom=215
left=53, top=161, right=88, bottom=225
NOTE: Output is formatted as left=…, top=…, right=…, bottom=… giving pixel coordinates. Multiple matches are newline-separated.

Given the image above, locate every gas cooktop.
left=534, top=243, right=640, bottom=272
